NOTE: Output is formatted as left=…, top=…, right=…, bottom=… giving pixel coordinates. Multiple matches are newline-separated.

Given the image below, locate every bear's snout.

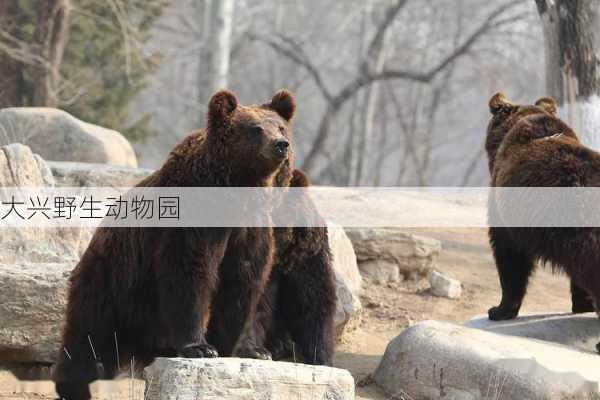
left=273, top=138, right=290, bottom=158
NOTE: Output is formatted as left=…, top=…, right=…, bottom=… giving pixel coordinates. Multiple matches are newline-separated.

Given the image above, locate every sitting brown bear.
left=212, top=169, right=337, bottom=366
left=52, top=89, right=296, bottom=400
left=485, top=92, right=599, bottom=323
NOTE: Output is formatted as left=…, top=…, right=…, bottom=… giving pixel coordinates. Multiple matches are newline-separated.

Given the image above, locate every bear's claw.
left=179, top=343, right=219, bottom=358
left=235, top=346, right=272, bottom=360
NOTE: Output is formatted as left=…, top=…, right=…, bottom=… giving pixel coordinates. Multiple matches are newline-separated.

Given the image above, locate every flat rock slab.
left=144, top=358, right=355, bottom=400
left=374, top=320, right=600, bottom=400
left=465, top=312, right=600, bottom=354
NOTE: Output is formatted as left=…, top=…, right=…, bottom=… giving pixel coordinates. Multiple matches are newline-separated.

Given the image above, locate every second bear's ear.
left=535, top=97, right=557, bottom=114
left=269, top=89, right=296, bottom=121
left=208, top=90, right=238, bottom=128
left=489, top=92, right=513, bottom=115
left=291, top=169, right=310, bottom=187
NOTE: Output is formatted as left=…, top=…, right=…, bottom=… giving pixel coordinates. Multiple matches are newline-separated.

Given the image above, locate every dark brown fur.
left=485, top=92, right=600, bottom=323
left=52, top=89, right=296, bottom=400
left=210, top=169, right=337, bottom=365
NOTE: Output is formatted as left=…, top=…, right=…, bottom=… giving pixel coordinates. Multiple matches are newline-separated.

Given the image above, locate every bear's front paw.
left=179, top=343, right=219, bottom=358
left=488, top=305, right=518, bottom=321
left=572, top=302, right=595, bottom=314
left=235, top=346, right=272, bottom=360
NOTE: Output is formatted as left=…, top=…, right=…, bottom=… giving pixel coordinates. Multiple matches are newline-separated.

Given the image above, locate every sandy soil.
left=0, top=228, right=573, bottom=399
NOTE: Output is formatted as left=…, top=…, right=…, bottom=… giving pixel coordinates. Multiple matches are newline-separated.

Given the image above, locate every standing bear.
left=52, top=89, right=297, bottom=400
left=485, top=92, right=600, bottom=323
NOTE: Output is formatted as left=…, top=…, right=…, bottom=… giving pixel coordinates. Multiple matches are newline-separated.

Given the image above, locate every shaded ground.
left=0, top=228, right=573, bottom=399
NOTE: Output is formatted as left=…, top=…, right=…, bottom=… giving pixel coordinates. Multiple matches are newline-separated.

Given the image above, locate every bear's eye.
left=248, top=125, right=263, bottom=135
left=278, top=125, right=285, bottom=134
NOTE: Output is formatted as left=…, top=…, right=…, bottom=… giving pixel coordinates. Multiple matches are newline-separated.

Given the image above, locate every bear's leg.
left=157, top=275, right=219, bottom=358
left=155, top=233, right=231, bottom=359
left=207, top=231, right=274, bottom=360
left=488, top=227, right=536, bottom=321
left=279, top=251, right=336, bottom=366
left=571, top=281, right=595, bottom=313
left=53, top=332, right=100, bottom=400
left=254, top=268, right=294, bottom=360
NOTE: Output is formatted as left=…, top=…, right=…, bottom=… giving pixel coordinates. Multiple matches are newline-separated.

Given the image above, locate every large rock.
left=0, top=143, right=54, bottom=187
left=144, top=358, right=355, bottom=400
left=374, top=320, right=600, bottom=400
left=329, top=224, right=362, bottom=337
left=0, top=262, right=71, bottom=363
left=49, top=161, right=152, bottom=187
left=0, top=108, right=137, bottom=167
left=0, top=143, right=90, bottom=263
left=465, top=312, right=600, bottom=354
left=345, top=228, right=441, bottom=283
left=0, top=144, right=92, bottom=263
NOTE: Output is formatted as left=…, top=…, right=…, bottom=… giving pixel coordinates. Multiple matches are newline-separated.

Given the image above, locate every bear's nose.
left=274, top=138, right=289, bottom=153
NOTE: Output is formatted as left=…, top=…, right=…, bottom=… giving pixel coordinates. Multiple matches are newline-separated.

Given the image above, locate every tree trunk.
left=0, top=0, right=24, bottom=107
left=535, top=0, right=600, bottom=147
left=205, top=0, right=234, bottom=97
left=31, top=0, right=71, bottom=107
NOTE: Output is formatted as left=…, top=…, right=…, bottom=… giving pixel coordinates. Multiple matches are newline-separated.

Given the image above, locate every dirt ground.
left=0, top=228, right=573, bottom=399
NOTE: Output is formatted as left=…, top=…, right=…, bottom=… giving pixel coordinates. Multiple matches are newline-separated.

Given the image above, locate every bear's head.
left=206, top=89, right=296, bottom=186
left=485, top=92, right=576, bottom=173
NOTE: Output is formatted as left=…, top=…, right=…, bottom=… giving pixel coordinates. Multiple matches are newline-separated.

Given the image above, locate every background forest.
left=1, top=0, right=598, bottom=186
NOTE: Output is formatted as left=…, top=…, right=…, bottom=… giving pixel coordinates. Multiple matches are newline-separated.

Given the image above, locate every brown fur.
left=52, top=89, right=296, bottom=400
left=485, top=92, right=600, bottom=324
left=216, top=169, right=337, bottom=366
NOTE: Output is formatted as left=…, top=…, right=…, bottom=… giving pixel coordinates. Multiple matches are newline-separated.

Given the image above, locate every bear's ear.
left=208, top=90, right=238, bottom=128
left=535, top=97, right=557, bottom=115
left=489, top=92, right=513, bottom=115
left=291, top=169, right=310, bottom=187
left=269, top=89, right=296, bottom=121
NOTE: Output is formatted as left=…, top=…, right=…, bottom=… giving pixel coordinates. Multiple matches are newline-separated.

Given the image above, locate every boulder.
left=428, top=270, right=462, bottom=299
left=0, top=144, right=93, bottom=263
left=49, top=161, right=152, bottom=187
left=0, top=143, right=54, bottom=187
left=328, top=224, right=362, bottom=337
left=374, top=320, right=600, bottom=400
left=465, top=312, right=600, bottom=354
left=144, top=358, right=355, bottom=400
left=0, top=262, right=71, bottom=363
left=345, top=228, right=441, bottom=283
left=0, top=108, right=137, bottom=167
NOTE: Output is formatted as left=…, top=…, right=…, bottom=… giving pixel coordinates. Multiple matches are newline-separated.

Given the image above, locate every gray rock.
left=0, top=262, right=71, bottom=363
left=329, top=224, right=362, bottom=337
left=144, top=358, right=355, bottom=400
left=0, top=143, right=55, bottom=187
left=374, top=320, right=600, bottom=400
left=428, top=270, right=462, bottom=299
left=465, top=312, right=600, bottom=354
left=0, top=108, right=137, bottom=167
left=345, top=228, right=441, bottom=283
left=0, top=144, right=93, bottom=263
left=49, top=161, right=153, bottom=187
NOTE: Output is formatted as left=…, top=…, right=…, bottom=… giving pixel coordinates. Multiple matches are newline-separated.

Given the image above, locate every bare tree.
left=535, top=0, right=600, bottom=146
left=198, top=0, right=234, bottom=105
left=0, top=0, right=70, bottom=107
left=252, top=0, right=527, bottom=176
left=31, top=0, right=71, bottom=107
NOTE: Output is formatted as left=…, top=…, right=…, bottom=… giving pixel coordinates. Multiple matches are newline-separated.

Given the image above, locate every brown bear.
left=52, top=89, right=296, bottom=400
left=208, top=169, right=337, bottom=365
left=485, top=92, right=599, bottom=323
